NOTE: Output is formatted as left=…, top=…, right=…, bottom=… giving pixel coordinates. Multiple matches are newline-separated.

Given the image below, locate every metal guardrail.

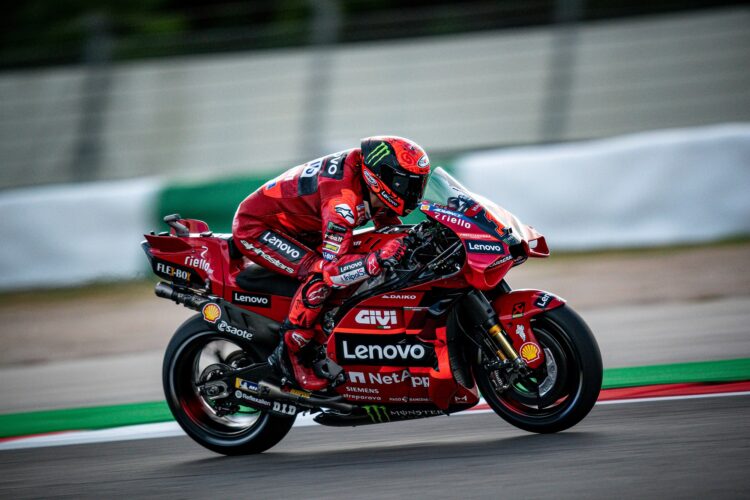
left=0, top=7, right=748, bottom=189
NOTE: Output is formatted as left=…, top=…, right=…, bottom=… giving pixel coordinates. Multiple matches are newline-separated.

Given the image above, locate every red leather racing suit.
left=232, top=148, right=401, bottom=382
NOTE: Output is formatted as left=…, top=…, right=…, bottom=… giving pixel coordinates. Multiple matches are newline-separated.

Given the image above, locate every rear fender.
left=143, top=234, right=229, bottom=295
left=490, top=290, right=565, bottom=369
left=144, top=234, right=193, bottom=253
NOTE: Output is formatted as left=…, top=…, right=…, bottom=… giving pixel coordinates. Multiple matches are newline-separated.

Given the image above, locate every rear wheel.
left=474, top=305, right=602, bottom=433
left=163, top=316, right=295, bottom=455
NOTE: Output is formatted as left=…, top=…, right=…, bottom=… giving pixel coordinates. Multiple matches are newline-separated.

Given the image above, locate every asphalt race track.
left=1, top=395, right=749, bottom=499
left=2, top=245, right=748, bottom=498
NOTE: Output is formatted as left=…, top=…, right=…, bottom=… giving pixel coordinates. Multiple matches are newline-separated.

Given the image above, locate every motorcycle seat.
left=217, top=235, right=245, bottom=260
left=236, top=263, right=301, bottom=298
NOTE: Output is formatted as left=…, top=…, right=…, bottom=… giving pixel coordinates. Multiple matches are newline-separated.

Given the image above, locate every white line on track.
left=2, top=391, right=748, bottom=452
left=595, top=390, right=750, bottom=405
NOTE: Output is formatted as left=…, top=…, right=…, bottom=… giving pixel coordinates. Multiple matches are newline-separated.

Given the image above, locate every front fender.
left=490, top=290, right=565, bottom=369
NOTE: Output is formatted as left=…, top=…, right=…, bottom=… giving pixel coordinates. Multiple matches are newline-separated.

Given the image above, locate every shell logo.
left=520, top=342, right=541, bottom=363
left=202, top=303, right=221, bottom=324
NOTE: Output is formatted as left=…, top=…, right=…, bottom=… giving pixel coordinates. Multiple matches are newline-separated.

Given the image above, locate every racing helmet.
left=360, top=136, right=431, bottom=216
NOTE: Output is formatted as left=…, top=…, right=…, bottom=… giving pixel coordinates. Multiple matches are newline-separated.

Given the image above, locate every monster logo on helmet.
left=360, top=136, right=431, bottom=216
left=365, top=142, right=391, bottom=167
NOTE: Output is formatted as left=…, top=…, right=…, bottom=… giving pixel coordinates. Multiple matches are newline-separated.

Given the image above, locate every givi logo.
left=355, top=309, right=397, bottom=326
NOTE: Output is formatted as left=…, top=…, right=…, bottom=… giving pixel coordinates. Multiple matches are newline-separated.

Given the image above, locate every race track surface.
left=2, top=395, right=749, bottom=499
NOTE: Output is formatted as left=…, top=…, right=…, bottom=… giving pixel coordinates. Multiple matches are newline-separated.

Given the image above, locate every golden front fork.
left=461, top=289, right=525, bottom=369
left=487, top=324, right=520, bottom=362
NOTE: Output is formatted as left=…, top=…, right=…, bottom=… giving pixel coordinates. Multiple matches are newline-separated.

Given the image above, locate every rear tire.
left=163, top=315, right=295, bottom=455
left=474, top=305, right=602, bottom=433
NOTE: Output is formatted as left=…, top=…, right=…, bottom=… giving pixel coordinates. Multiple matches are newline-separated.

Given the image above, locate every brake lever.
left=377, top=224, right=425, bottom=279
left=381, top=259, right=399, bottom=278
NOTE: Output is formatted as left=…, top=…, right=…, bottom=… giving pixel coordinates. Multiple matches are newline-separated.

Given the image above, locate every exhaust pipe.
left=154, top=282, right=207, bottom=311
left=258, top=381, right=355, bottom=413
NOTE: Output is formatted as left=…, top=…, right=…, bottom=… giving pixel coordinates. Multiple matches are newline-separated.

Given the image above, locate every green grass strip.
left=602, top=358, right=750, bottom=389
left=0, top=401, right=172, bottom=439
left=1, top=358, right=749, bottom=439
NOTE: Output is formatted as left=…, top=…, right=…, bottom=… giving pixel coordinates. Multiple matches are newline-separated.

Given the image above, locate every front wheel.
left=163, top=315, right=295, bottom=455
left=473, top=305, right=602, bottom=433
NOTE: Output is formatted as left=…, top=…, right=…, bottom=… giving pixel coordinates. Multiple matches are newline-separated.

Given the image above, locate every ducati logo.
left=355, top=309, right=397, bottom=326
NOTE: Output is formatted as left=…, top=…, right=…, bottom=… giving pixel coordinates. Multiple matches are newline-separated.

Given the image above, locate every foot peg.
left=269, top=337, right=344, bottom=390
left=313, top=358, right=345, bottom=387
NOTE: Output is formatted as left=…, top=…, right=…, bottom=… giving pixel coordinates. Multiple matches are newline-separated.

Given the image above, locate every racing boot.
left=268, top=326, right=330, bottom=392
left=267, top=320, right=302, bottom=380
left=267, top=337, right=293, bottom=382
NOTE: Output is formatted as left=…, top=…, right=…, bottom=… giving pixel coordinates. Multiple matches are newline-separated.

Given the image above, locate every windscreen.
left=422, top=168, right=527, bottom=246
left=422, top=168, right=473, bottom=206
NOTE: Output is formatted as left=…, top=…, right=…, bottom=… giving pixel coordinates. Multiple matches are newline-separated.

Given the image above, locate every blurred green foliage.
left=1, top=0, right=744, bottom=69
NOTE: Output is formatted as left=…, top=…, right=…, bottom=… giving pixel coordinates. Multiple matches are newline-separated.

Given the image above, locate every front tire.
left=163, top=315, right=295, bottom=455
left=474, top=305, right=602, bottom=433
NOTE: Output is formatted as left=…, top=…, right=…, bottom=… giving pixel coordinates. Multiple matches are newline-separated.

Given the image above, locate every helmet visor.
left=382, top=167, right=429, bottom=212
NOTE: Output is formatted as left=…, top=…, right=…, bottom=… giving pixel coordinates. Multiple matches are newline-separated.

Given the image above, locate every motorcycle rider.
left=232, top=136, right=431, bottom=391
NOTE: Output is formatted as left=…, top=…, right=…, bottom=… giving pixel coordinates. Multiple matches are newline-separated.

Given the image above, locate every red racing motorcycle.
left=143, top=167, right=602, bottom=455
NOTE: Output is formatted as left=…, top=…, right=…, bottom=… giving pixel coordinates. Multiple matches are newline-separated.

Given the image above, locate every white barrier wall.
left=0, top=178, right=161, bottom=291
left=1, top=124, right=748, bottom=290
left=455, top=124, right=750, bottom=250
left=1, top=8, right=749, bottom=188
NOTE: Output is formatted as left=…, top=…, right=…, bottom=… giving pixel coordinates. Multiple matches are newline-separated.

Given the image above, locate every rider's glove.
left=376, top=237, right=408, bottom=270
left=321, top=236, right=409, bottom=287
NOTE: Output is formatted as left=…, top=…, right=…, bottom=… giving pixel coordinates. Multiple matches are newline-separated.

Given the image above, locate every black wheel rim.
left=170, top=333, right=267, bottom=439
left=481, top=315, right=584, bottom=420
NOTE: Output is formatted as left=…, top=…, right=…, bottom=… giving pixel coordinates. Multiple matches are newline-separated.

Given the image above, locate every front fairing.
left=421, top=168, right=548, bottom=290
